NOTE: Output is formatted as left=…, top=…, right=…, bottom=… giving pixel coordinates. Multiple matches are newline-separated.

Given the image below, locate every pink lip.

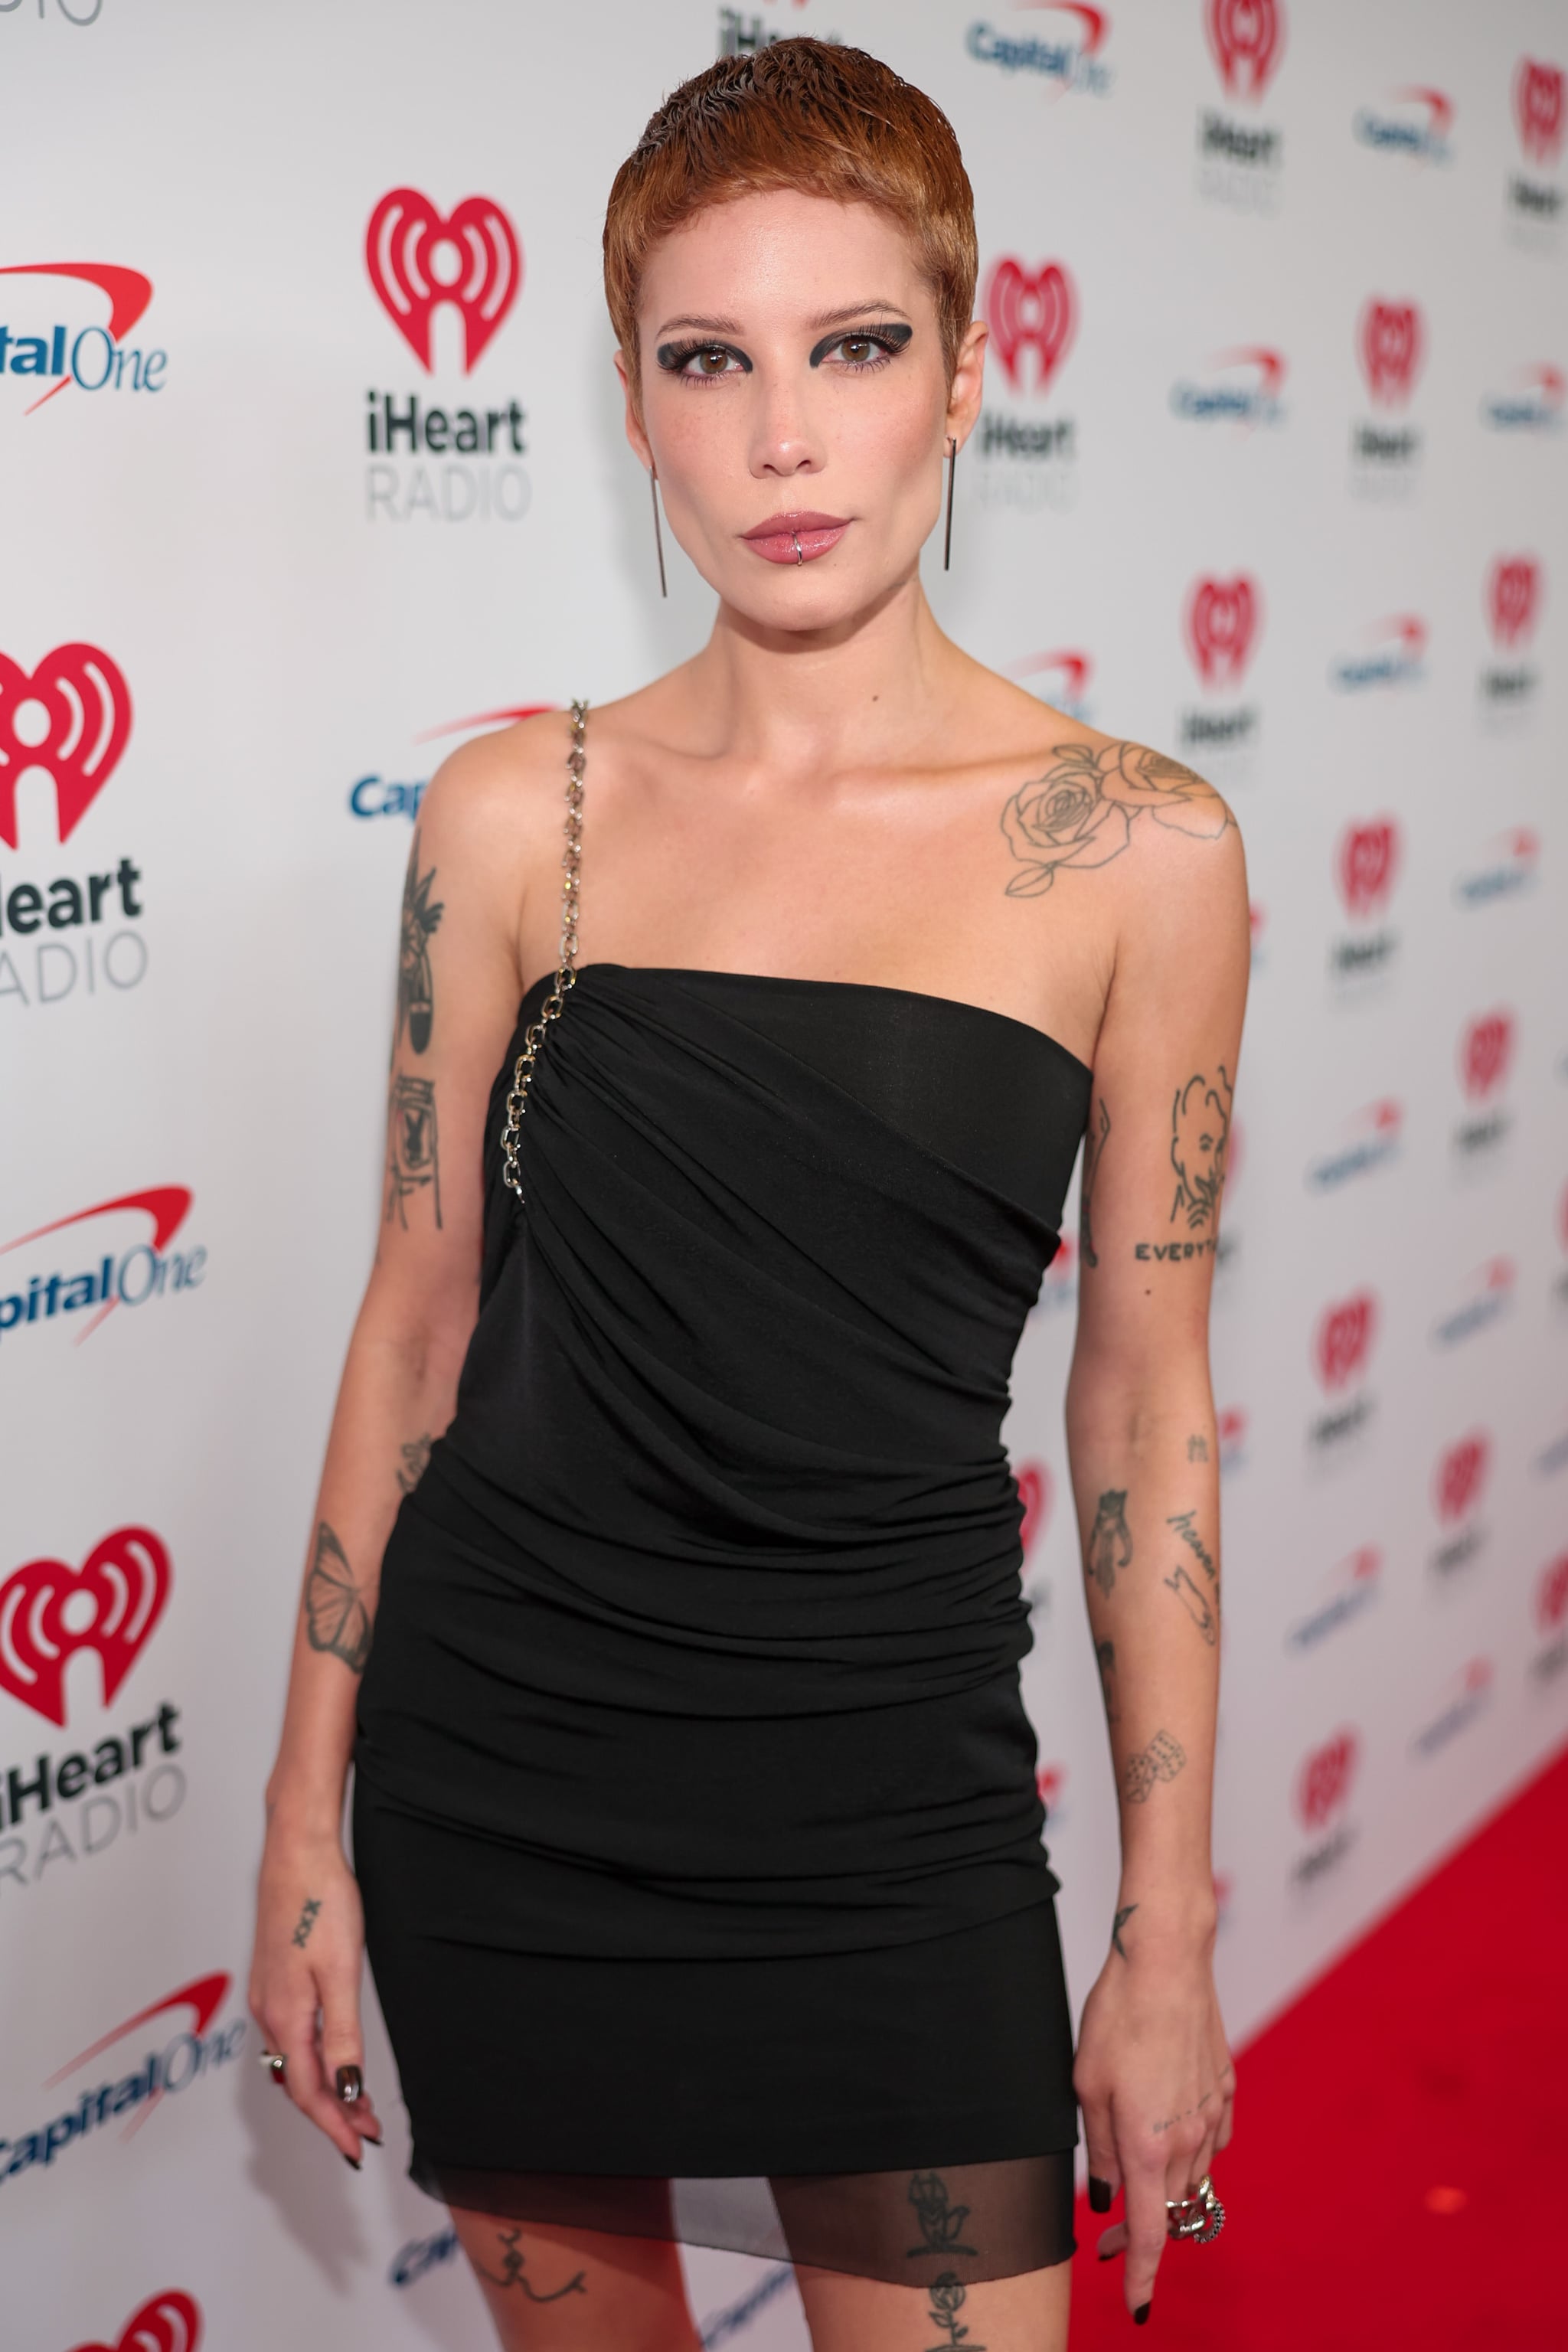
left=741, top=510, right=851, bottom=565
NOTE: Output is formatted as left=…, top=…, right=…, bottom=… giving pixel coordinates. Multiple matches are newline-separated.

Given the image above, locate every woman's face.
left=622, top=190, right=984, bottom=629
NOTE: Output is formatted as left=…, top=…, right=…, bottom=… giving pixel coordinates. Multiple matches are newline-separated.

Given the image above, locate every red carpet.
left=1069, top=1740, right=1568, bottom=2350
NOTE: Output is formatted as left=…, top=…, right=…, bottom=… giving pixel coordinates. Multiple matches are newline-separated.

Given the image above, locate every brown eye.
left=841, top=337, right=874, bottom=364
left=697, top=348, right=730, bottom=374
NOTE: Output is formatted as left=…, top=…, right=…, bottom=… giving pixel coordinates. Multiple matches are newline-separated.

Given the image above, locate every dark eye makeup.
left=654, top=322, right=913, bottom=384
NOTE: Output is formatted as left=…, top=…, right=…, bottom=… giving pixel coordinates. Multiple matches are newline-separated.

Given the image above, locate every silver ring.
left=1165, top=2173, right=1224, bottom=2245
left=260, top=2050, right=287, bottom=2082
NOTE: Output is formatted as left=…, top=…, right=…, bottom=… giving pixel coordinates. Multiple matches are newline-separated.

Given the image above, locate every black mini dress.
left=353, top=752, right=1093, bottom=2285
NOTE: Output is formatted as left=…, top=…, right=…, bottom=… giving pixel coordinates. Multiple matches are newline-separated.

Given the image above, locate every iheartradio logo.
left=983, top=259, right=1076, bottom=396
left=1313, top=1289, right=1377, bottom=1391
left=1459, top=1009, right=1515, bottom=1100
left=68, top=2291, right=202, bottom=2352
left=1205, top=0, right=1284, bottom=100
left=0, top=1528, right=170, bottom=1727
left=1537, top=1554, right=1568, bottom=1636
left=366, top=188, right=521, bottom=373
left=1295, top=1727, right=1357, bottom=1832
left=0, top=643, right=132, bottom=851
left=1185, top=574, right=1260, bottom=688
left=1488, top=556, right=1541, bottom=649
left=1358, top=300, right=1423, bottom=406
left=1016, top=1460, right=1053, bottom=1555
left=1434, top=1432, right=1491, bottom=1524
left=1335, top=818, right=1400, bottom=917
left=1515, top=59, right=1565, bottom=165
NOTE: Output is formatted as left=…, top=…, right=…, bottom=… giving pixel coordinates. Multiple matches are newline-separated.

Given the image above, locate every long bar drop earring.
left=649, top=466, right=668, bottom=599
left=943, top=436, right=957, bottom=572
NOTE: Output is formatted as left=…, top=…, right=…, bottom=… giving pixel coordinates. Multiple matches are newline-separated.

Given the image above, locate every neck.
left=684, top=569, right=967, bottom=769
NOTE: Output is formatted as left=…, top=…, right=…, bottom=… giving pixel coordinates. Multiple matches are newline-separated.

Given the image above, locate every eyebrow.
left=652, top=299, right=912, bottom=339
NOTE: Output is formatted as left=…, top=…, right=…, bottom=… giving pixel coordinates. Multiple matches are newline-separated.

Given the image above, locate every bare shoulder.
left=415, top=706, right=580, bottom=857
left=996, top=719, right=1244, bottom=911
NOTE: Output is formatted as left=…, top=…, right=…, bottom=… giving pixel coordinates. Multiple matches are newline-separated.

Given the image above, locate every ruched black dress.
left=354, top=833, right=1093, bottom=2285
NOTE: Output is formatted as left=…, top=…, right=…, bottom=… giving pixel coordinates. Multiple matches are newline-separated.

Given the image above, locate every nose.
left=747, top=377, right=823, bottom=480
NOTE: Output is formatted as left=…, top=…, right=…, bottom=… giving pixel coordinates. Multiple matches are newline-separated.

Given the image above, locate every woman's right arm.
left=249, top=714, right=567, bottom=2164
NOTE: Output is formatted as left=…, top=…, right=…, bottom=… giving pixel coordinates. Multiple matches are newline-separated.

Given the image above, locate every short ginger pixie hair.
left=604, top=39, right=978, bottom=403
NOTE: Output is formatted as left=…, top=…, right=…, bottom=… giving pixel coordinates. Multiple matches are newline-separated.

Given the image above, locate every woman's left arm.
left=1063, top=756, right=1250, bottom=2325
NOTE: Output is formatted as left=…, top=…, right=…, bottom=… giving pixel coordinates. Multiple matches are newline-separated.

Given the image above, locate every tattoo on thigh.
left=1163, top=1562, right=1218, bottom=1645
left=925, top=2271, right=985, bottom=2351
left=291, top=1896, right=322, bottom=1949
left=1086, top=1489, right=1133, bottom=1596
left=475, top=2226, right=589, bottom=2302
left=907, top=2172, right=978, bottom=2259
left=303, top=1522, right=373, bottom=1674
left=1124, top=1728, right=1187, bottom=1805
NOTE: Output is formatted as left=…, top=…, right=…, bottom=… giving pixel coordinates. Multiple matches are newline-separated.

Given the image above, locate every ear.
left=945, top=318, right=988, bottom=455
left=614, top=348, right=653, bottom=471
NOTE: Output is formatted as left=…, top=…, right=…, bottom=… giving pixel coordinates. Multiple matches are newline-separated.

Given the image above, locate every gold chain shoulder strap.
left=499, top=698, right=587, bottom=1200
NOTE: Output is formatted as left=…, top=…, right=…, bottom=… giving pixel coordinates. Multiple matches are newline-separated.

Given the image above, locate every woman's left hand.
left=1072, top=1922, right=1236, bottom=2324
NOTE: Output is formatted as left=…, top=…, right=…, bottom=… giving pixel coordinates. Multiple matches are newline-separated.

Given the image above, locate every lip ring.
left=792, top=533, right=803, bottom=564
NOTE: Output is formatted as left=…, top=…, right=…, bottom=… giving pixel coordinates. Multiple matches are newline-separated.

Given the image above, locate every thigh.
left=449, top=2205, right=701, bottom=2352
left=795, top=2256, right=1072, bottom=2352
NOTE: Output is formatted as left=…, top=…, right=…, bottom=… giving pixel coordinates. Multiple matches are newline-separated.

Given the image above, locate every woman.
left=251, top=40, right=1246, bottom=2350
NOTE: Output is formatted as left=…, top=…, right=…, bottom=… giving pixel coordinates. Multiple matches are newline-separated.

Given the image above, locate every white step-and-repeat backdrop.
left=5, top=2, right=1566, bottom=2346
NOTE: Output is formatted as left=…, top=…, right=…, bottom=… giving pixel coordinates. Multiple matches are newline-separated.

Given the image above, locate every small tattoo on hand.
left=291, top=1896, right=322, bottom=1949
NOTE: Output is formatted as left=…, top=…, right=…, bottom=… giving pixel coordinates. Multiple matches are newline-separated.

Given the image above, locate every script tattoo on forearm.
left=304, top=1522, right=373, bottom=1674
left=1086, top=1488, right=1133, bottom=1597
left=1096, top=1637, right=1119, bottom=1723
left=385, top=1073, right=443, bottom=1230
left=1164, top=1562, right=1217, bottom=1646
left=397, top=830, right=443, bottom=1057
left=475, top=2225, right=587, bottom=2303
left=291, top=1896, right=322, bottom=1949
left=1112, top=1901, right=1138, bottom=1960
left=397, top=1432, right=433, bottom=1494
left=1000, top=740, right=1233, bottom=898
left=1168, top=1509, right=1217, bottom=1580
left=1124, top=1728, right=1187, bottom=1805
left=1080, top=1095, right=1110, bottom=1269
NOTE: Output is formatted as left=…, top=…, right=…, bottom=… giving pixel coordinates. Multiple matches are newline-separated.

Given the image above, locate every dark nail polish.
left=342, top=2149, right=362, bottom=2171
left=1097, top=2246, right=1116, bottom=2262
left=1089, top=2175, right=1112, bottom=2213
left=363, top=2133, right=384, bottom=2149
left=335, top=2064, right=364, bottom=2105
left=1135, top=2303, right=1152, bottom=2326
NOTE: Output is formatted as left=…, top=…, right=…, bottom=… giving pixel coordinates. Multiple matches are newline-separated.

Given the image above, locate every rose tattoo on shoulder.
left=1000, top=741, right=1233, bottom=897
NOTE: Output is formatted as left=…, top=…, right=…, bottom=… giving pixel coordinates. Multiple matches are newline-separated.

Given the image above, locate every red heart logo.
left=1435, top=1433, right=1490, bottom=1525
left=1016, top=1461, right=1052, bottom=1555
left=1295, top=1727, right=1357, bottom=1831
left=1185, top=575, right=1259, bottom=688
left=1537, top=1556, right=1568, bottom=1635
left=1489, top=556, right=1540, bottom=649
left=1459, top=1010, right=1514, bottom=1101
left=1359, top=300, right=1423, bottom=406
left=1335, top=818, right=1400, bottom=916
left=69, top=2290, right=201, bottom=2352
left=983, top=259, right=1076, bottom=396
left=365, top=188, right=521, bottom=373
left=1516, top=59, right=1565, bottom=164
left=0, top=1528, right=170, bottom=1727
left=0, top=643, right=132, bottom=851
left=1314, top=1290, right=1377, bottom=1392
left=1206, top=0, right=1285, bottom=100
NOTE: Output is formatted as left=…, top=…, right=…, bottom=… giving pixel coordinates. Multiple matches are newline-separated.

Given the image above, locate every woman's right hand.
left=249, top=1818, right=383, bottom=2165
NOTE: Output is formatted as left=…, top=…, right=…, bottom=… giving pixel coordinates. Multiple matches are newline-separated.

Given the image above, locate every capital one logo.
left=1459, top=1009, right=1514, bottom=1100
left=1359, top=300, right=1423, bottom=405
left=68, top=2290, right=201, bottom=2352
left=1206, top=0, right=1284, bottom=100
left=1295, top=1727, right=1357, bottom=1831
left=1314, top=1289, right=1376, bottom=1391
left=1335, top=818, right=1400, bottom=917
left=1185, top=575, right=1259, bottom=688
left=1515, top=59, right=1565, bottom=165
left=366, top=189, right=521, bottom=373
left=0, top=643, right=132, bottom=850
left=1489, top=556, right=1540, bottom=648
left=1434, top=1432, right=1490, bottom=1524
left=1016, top=1461, right=1052, bottom=1555
left=0, top=1529, right=170, bottom=1727
left=983, top=259, right=1076, bottom=395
